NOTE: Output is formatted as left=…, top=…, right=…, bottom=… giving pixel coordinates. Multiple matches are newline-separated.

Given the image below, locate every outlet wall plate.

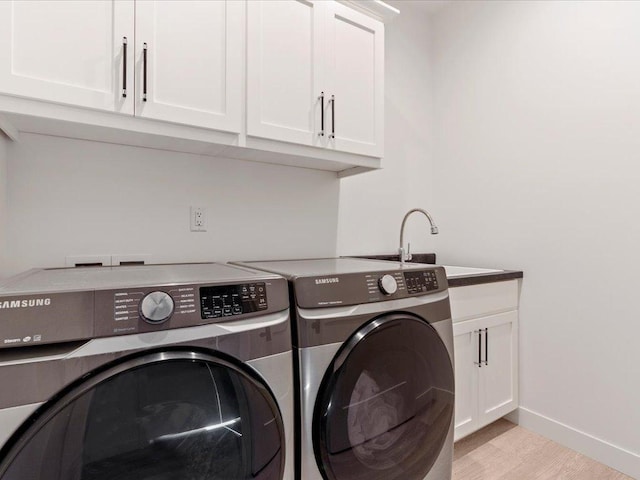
left=190, top=206, right=207, bottom=232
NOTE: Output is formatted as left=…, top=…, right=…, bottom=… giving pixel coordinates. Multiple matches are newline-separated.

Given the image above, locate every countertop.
left=349, top=254, right=523, bottom=287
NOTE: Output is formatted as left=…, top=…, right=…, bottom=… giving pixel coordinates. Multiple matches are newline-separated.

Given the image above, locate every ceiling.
left=388, top=0, right=452, bottom=15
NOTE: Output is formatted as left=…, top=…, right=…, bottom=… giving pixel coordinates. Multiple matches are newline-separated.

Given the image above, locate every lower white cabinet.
left=450, top=280, right=519, bottom=441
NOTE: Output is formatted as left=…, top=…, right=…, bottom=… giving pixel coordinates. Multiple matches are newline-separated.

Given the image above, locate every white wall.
left=4, top=133, right=339, bottom=276
left=432, top=1, right=640, bottom=476
left=338, top=2, right=439, bottom=257
left=0, top=134, right=7, bottom=279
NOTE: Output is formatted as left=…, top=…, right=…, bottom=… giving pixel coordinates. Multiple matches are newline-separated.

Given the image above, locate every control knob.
left=378, top=274, right=398, bottom=295
left=140, top=291, right=174, bottom=324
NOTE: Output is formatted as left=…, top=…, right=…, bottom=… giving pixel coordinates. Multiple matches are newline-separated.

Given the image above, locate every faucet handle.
left=407, top=242, right=412, bottom=261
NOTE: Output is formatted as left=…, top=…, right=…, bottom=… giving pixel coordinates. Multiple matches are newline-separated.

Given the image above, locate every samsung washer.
left=232, top=258, right=455, bottom=480
left=0, top=263, right=294, bottom=480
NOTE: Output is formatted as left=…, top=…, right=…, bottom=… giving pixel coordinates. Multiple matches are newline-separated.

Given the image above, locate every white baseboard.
left=505, top=407, right=640, bottom=479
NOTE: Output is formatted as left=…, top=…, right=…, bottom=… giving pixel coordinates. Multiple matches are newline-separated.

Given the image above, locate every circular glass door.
left=0, top=350, right=285, bottom=480
left=313, top=314, right=454, bottom=480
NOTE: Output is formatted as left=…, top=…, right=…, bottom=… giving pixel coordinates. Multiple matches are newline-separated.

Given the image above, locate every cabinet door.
left=453, top=320, right=480, bottom=441
left=0, top=1, right=134, bottom=114
left=246, top=0, right=325, bottom=147
left=478, top=311, right=519, bottom=427
left=324, top=2, right=383, bottom=157
left=135, top=0, right=242, bottom=132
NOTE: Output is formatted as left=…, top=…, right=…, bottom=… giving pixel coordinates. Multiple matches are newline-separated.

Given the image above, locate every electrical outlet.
left=190, top=206, right=206, bottom=232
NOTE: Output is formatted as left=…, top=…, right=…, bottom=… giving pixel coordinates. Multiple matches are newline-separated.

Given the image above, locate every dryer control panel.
left=94, top=280, right=284, bottom=338
left=404, top=270, right=439, bottom=294
left=294, top=266, right=447, bottom=309
left=200, top=283, right=268, bottom=319
left=0, top=264, right=289, bottom=349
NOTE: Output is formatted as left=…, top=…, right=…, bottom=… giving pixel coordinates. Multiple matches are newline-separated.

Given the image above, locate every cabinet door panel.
left=0, top=0, right=133, bottom=113
left=453, top=328, right=479, bottom=441
left=479, top=312, right=519, bottom=426
left=135, top=0, right=242, bottom=132
left=247, top=0, right=325, bottom=146
left=325, top=3, right=383, bottom=157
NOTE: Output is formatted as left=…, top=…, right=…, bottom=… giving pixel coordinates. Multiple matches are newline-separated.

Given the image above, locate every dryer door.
left=313, top=313, right=454, bottom=480
left=0, top=350, right=285, bottom=480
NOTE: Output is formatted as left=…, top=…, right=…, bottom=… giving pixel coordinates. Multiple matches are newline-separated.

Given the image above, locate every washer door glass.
left=313, top=314, right=454, bottom=480
left=0, top=351, right=285, bottom=480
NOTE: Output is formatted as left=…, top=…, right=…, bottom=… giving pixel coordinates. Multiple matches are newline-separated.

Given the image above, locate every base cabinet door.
left=135, top=0, right=243, bottom=131
left=453, top=323, right=480, bottom=441
left=478, top=312, right=519, bottom=426
left=0, top=0, right=134, bottom=114
left=453, top=310, right=519, bottom=441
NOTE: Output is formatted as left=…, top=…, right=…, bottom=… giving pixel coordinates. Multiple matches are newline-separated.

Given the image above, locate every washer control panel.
left=404, top=270, right=439, bottom=294
left=200, top=283, right=268, bottom=319
left=95, top=280, right=283, bottom=338
left=294, top=266, right=446, bottom=308
left=367, top=272, right=405, bottom=298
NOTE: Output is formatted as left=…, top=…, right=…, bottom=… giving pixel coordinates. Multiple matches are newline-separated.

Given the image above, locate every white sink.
left=442, top=265, right=503, bottom=277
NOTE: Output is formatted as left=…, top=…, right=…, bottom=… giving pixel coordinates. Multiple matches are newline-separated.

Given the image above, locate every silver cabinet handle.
left=318, top=92, right=325, bottom=137
left=329, top=95, right=335, bottom=139
left=484, top=328, right=489, bottom=366
left=142, top=43, right=148, bottom=102
left=122, top=37, right=128, bottom=98
left=474, top=330, right=482, bottom=367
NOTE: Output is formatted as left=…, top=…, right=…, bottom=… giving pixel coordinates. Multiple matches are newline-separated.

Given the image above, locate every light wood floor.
left=453, top=419, right=633, bottom=480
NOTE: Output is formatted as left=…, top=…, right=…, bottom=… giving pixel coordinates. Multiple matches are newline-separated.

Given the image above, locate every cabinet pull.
left=330, top=95, right=335, bottom=139
left=122, top=37, right=128, bottom=98
left=474, top=330, right=482, bottom=367
left=142, top=43, right=148, bottom=102
left=319, top=92, right=325, bottom=137
left=484, top=328, right=489, bottom=366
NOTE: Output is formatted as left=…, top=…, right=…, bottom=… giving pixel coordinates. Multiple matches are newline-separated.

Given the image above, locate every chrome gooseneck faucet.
left=399, top=208, right=439, bottom=264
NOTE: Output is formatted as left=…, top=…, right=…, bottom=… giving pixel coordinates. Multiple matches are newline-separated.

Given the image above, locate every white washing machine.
left=232, top=258, right=455, bottom=480
left=0, top=263, right=294, bottom=480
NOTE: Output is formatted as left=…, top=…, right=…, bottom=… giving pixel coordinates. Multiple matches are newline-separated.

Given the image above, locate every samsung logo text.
left=315, top=278, right=340, bottom=285
left=0, top=298, right=52, bottom=309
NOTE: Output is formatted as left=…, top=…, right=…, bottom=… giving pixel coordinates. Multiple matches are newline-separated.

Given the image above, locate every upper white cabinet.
left=135, top=1, right=243, bottom=132
left=0, top=1, right=134, bottom=114
left=247, top=0, right=384, bottom=157
left=324, top=2, right=383, bottom=157
left=0, top=0, right=396, bottom=175
left=247, top=0, right=325, bottom=147
left=0, top=0, right=242, bottom=132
